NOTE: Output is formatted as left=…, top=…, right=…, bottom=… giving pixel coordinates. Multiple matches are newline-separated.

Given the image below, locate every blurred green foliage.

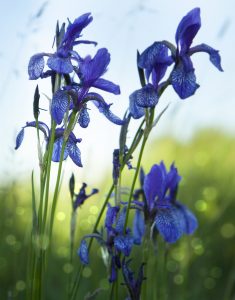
left=1, top=129, right=235, bottom=299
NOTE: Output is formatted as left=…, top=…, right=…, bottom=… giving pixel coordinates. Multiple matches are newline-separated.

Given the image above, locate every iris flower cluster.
left=129, top=7, right=223, bottom=119
left=15, top=13, right=124, bottom=166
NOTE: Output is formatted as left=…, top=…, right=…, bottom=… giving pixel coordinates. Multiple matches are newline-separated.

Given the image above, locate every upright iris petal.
left=175, top=7, right=201, bottom=53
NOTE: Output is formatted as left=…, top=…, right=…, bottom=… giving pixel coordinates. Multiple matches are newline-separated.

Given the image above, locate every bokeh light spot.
left=220, top=223, right=235, bottom=238
left=16, top=280, right=26, bottom=291
left=210, top=267, right=222, bottom=278
left=56, top=211, right=66, bottom=221
left=204, top=277, right=216, bottom=289
left=195, top=200, right=207, bottom=212
left=174, top=274, right=184, bottom=285
left=82, top=267, right=92, bottom=278
left=63, top=263, right=74, bottom=274
left=89, top=205, right=98, bottom=215
left=6, top=235, right=16, bottom=246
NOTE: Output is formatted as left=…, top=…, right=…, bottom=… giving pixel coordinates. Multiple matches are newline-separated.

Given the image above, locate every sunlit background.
left=0, top=0, right=235, bottom=299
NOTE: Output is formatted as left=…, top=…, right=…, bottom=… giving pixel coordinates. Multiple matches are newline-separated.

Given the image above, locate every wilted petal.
left=155, top=207, right=183, bottom=243
left=175, top=8, right=201, bottom=52
left=67, top=141, right=83, bottom=167
left=133, top=210, right=145, bottom=245
left=52, top=137, right=69, bottom=162
left=92, top=78, right=120, bottom=95
left=114, top=235, right=133, bottom=256
left=15, top=128, right=25, bottom=150
left=78, top=239, right=89, bottom=264
left=171, top=62, right=199, bottom=99
left=129, top=92, right=145, bottom=119
left=51, top=90, right=70, bottom=124
left=47, top=55, right=73, bottom=74
left=78, top=107, right=90, bottom=128
left=189, top=43, right=223, bottom=71
left=130, top=85, right=158, bottom=108
left=28, top=54, right=45, bottom=80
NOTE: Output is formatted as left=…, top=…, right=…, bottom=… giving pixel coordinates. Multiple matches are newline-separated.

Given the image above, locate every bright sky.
left=0, top=0, right=234, bottom=184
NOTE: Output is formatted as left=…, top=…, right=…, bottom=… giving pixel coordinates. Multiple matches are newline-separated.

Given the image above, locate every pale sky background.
left=0, top=0, right=234, bottom=185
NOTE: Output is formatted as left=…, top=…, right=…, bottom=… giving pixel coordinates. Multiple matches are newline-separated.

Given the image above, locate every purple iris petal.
left=114, top=235, right=133, bottom=256
left=92, top=99, right=125, bottom=125
left=15, top=128, right=25, bottom=150
left=51, top=90, right=70, bottom=125
left=129, top=92, right=145, bottom=119
left=171, top=61, right=199, bottom=99
left=144, top=164, right=166, bottom=210
left=67, top=141, right=82, bottom=167
left=133, top=84, right=159, bottom=108
left=175, top=7, right=201, bottom=53
left=133, top=210, right=145, bottom=245
left=189, top=43, right=223, bottom=71
left=47, top=56, right=73, bottom=74
left=115, top=207, right=127, bottom=234
left=52, top=137, right=69, bottom=162
left=176, top=203, right=198, bottom=234
left=92, top=78, right=121, bottom=95
left=155, top=207, right=183, bottom=243
left=80, top=48, right=110, bottom=83
left=138, top=42, right=173, bottom=85
left=28, top=53, right=45, bottom=80
left=78, top=107, right=90, bottom=128
left=78, top=239, right=89, bottom=265
left=105, top=204, right=120, bottom=229
left=62, top=13, right=93, bottom=48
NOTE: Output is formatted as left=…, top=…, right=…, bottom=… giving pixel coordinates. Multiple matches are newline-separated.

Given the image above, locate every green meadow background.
left=1, top=129, right=235, bottom=299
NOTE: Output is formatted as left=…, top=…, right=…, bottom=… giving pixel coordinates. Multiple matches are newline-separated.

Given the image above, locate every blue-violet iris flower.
left=15, top=121, right=82, bottom=167
left=78, top=205, right=134, bottom=282
left=132, top=162, right=198, bottom=243
left=28, top=13, right=97, bottom=79
left=50, top=48, right=124, bottom=127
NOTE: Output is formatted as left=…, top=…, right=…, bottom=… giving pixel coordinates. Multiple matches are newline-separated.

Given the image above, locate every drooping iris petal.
left=114, top=235, right=133, bottom=256
left=67, top=141, right=82, bottom=167
left=129, top=92, right=145, bottom=119
left=92, top=78, right=121, bottom=95
left=133, top=210, right=145, bottom=245
left=138, top=42, right=173, bottom=86
left=92, top=100, right=125, bottom=125
left=175, top=7, right=201, bottom=52
left=15, top=128, right=25, bottom=150
left=51, top=90, right=70, bottom=124
left=105, top=204, right=120, bottom=229
left=171, top=61, right=199, bottom=99
left=133, top=84, right=159, bottom=108
left=189, top=43, right=223, bottom=72
left=144, top=164, right=166, bottom=210
left=176, top=203, right=198, bottom=234
left=155, top=207, right=183, bottom=243
left=78, top=107, right=90, bottom=128
left=28, top=53, right=45, bottom=80
left=78, top=239, right=89, bottom=264
left=52, top=137, right=69, bottom=162
left=138, top=42, right=173, bottom=69
left=47, top=56, right=73, bottom=74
